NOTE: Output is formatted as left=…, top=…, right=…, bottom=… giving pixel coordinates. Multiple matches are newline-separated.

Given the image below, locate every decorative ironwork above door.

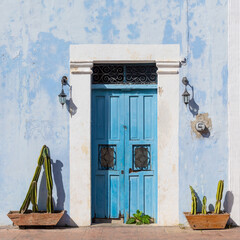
left=92, top=64, right=158, bottom=84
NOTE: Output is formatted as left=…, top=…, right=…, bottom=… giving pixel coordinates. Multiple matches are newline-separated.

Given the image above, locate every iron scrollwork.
left=92, top=64, right=157, bottom=84
left=126, top=65, right=157, bottom=84
left=98, top=145, right=116, bottom=170
left=133, top=145, right=151, bottom=171
left=92, top=65, right=124, bottom=84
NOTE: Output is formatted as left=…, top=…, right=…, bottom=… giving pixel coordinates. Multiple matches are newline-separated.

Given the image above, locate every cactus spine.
left=214, top=180, right=224, bottom=214
left=19, top=145, right=54, bottom=213
left=190, top=186, right=197, bottom=215
left=201, top=196, right=207, bottom=214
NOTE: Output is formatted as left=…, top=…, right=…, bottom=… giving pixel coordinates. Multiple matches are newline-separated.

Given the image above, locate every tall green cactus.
left=43, top=147, right=54, bottom=213
left=19, top=145, right=54, bottom=213
left=189, top=186, right=197, bottom=215
left=30, top=181, right=38, bottom=212
left=202, top=196, right=207, bottom=214
left=214, top=180, right=224, bottom=214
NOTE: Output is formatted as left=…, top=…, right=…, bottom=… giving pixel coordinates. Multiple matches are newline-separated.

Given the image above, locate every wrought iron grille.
left=133, top=145, right=151, bottom=171
left=92, top=64, right=157, bottom=84
left=98, top=145, right=117, bottom=170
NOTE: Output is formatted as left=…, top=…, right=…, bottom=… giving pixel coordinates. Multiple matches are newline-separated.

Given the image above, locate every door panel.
left=124, top=90, right=157, bottom=221
left=92, top=89, right=157, bottom=221
left=92, top=90, right=125, bottom=219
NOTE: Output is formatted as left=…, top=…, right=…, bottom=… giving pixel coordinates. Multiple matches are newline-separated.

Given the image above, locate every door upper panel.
left=91, top=90, right=125, bottom=219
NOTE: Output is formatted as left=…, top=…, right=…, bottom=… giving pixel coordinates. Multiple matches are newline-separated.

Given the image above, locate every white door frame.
left=69, top=44, right=181, bottom=226
left=228, top=0, right=240, bottom=225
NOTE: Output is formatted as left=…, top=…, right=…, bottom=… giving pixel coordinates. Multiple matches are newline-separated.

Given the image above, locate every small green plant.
left=126, top=210, right=151, bottom=225
left=189, top=186, right=197, bottom=215
left=214, top=180, right=224, bottom=214
left=201, top=196, right=207, bottom=214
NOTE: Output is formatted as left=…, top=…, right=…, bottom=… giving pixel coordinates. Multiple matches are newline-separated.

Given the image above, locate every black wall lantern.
left=182, top=77, right=190, bottom=106
left=58, top=76, right=70, bottom=108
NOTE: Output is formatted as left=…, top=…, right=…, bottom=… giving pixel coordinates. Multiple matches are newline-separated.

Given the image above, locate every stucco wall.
left=0, top=0, right=228, bottom=225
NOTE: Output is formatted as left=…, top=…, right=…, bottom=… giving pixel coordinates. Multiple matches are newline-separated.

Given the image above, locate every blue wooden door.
left=124, top=90, right=157, bottom=222
left=92, top=89, right=157, bottom=221
left=91, top=90, right=125, bottom=219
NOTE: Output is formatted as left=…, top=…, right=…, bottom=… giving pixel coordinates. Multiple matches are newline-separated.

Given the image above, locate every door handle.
left=129, top=168, right=133, bottom=174
left=121, top=170, right=124, bottom=174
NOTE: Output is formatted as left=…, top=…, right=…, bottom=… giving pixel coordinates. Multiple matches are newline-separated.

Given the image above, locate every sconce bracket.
left=61, top=76, right=69, bottom=86
left=182, top=77, right=189, bottom=86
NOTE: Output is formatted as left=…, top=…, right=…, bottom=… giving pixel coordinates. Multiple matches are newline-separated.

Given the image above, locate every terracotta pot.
left=184, top=212, right=230, bottom=230
left=7, top=210, right=65, bottom=227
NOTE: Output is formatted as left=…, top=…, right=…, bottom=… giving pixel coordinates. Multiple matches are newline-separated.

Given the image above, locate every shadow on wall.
left=194, top=191, right=202, bottom=213
left=188, top=84, right=199, bottom=117
left=38, top=160, right=65, bottom=210
left=186, top=80, right=211, bottom=138
left=66, top=98, right=77, bottom=117
left=38, top=159, right=78, bottom=226
left=52, top=160, right=65, bottom=210
left=223, top=191, right=236, bottom=226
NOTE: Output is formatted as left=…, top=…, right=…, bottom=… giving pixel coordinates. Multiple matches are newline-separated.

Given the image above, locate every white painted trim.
left=157, top=75, right=179, bottom=226
left=69, top=44, right=180, bottom=226
left=228, top=0, right=240, bottom=225
left=70, top=64, right=92, bottom=226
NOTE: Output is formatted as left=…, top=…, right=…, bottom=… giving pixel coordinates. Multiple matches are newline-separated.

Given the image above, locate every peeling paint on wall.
left=191, top=113, right=212, bottom=138
left=0, top=0, right=228, bottom=225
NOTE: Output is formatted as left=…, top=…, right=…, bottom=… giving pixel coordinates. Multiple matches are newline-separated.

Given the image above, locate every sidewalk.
left=0, top=225, right=240, bottom=240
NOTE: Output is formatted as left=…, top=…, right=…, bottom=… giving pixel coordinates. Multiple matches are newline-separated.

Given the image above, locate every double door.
left=91, top=89, right=157, bottom=222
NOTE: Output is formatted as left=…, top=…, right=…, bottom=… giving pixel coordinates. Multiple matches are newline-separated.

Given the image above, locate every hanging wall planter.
left=7, top=145, right=65, bottom=228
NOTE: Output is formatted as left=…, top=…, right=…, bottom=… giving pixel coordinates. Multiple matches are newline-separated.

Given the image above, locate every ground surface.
left=0, top=225, right=240, bottom=240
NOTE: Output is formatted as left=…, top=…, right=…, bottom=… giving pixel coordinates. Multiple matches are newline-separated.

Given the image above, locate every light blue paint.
left=129, top=7, right=135, bottom=17
left=163, top=20, right=182, bottom=46
left=91, top=88, right=157, bottom=221
left=0, top=0, right=228, bottom=226
left=127, top=23, right=140, bottom=40
left=190, top=0, right=205, bottom=8
left=218, top=64, right=228, bottom=105
left=84, top=0, right=94, bottom=9
left=191, top=36, right=206, bottom=59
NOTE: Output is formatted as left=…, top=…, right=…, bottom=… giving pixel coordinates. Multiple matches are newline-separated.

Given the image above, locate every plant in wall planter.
left=184, top=180, right=230, bottom=230
left=7, top=146, right=65, bottom=228
left=126, top=210, right=152, bottom=225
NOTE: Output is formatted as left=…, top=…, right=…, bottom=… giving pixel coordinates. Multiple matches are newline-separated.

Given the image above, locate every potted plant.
left=184, top=180, right=230, bottom=230
left=7, top=146, right=65, bottom=227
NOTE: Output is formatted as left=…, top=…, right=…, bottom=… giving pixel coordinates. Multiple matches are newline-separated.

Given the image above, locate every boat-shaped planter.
left=184, top=212, right=230, bottom=230
left=7, top=210, right=65, bottom=227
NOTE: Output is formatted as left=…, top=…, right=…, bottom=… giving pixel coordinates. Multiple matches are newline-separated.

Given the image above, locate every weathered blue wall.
left=0, top=0, right=228, bottom=225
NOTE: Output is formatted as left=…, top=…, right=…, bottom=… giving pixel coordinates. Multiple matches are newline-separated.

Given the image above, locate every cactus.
left=202, top=196, right=207, bottom=214
left=43, top=147, right=54, bottom=213
left=189, top=186, right=197, bottom=215
left=30, top=181, right=38, bottom=212
left=19, top=145, right=54, bottom=213
left=214, top=180, right=224, bottom=214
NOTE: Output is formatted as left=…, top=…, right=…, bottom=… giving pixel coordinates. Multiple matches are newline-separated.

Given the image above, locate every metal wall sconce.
left=58, top=76, right=71, bottom=108
left=182, top=77, right=190, bottom=106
